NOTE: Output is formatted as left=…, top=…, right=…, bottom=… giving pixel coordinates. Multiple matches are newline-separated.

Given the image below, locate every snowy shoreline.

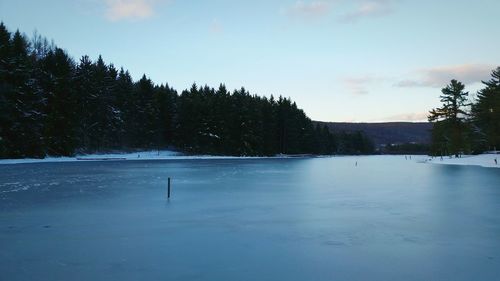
left=0, top=150, right=316, bottom=165
left=1, top=151, right=498, bottom=169
left=423, top=153, right=499, bottom=169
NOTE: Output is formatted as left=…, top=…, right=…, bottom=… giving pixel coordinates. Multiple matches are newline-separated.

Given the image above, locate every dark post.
left=167, top=177, right=171, bottom=199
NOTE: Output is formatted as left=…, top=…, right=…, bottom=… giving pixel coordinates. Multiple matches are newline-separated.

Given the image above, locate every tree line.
left=0, top=23, right=374, bottom=158
left=428, top=67, right=500, bottom=156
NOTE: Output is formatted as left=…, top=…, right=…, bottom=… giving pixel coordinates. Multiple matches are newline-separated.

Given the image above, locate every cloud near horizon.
left=396, top=64, right=494, bottom=88
left=104, top=0, right=159, bottom=21
left=381, top=112, right=429, bottom=122
left=342, top=75, right=385, bottom=95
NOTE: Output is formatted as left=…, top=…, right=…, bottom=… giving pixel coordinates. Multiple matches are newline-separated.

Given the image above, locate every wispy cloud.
left=285, top=1, right=332, bottom=19
left=338, top=0, right=393, bottom=23
left=395, top=64, right=494, bottom=88
left=104, top=0, right=160, bottom=21
left=209, top=18, right=223, bottom=34
left=382, top=112, right=429, bottom=122
left=342, top=75, right=384, bottom=95
left=283, top=0, right=395, bottom=23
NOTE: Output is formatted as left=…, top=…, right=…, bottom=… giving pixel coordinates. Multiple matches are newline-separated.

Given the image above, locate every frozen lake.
left=1, top=156, right=499, bottom=281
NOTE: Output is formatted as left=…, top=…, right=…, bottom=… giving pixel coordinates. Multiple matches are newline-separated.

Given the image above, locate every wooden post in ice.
left=167, top=177, right=171, bottom=199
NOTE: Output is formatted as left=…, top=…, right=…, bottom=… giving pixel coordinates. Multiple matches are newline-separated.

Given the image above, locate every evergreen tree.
left=175, top=83, right=201, bottom=152
left=260, top=95, right=279, bottom=155
left=3, top=31, right=45, bottom=157
left=41, top=48, right=77, bottom=155
left=472, top=67, right=500, bottom=151
left=211, top=84, right=232, bottom=154
left=74, top=55, right=97, bottom=152
left=0, top=22, right=12, bottom=157
left=154, top=83, right=177, bottom=149
left=92, top=56, right=119, bottom=149
left=131, top=74, right=158, bottom=148
left=428, top=79, right=470, bottom=157
left=114, top=68, right=134, bottom=147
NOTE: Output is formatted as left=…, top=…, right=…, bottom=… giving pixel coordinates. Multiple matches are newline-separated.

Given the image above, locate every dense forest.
left=0, top=23, right=374, bottom=158
left=428, top=68, right=500, bottom=156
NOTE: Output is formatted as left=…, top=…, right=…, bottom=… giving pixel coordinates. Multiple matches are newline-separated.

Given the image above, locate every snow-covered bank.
left=0, top=150, right=177, bottom=165
left=0, top=150, right=306, bottom=165
left=424, top=154, right=499, bottom=169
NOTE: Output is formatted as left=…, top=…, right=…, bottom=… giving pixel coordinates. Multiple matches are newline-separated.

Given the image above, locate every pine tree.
left=4, top=31, right=45, bottom=157
left=0, top=22, right=12, bottom=157
left=41, top=48, right=77, bottom=155
left=176, top=83, right=200, bottom=152
left=114, top=68, right=134, bottom=147
left=472, top=67, right=500, bottom=151
left=154, top=83, right=177, bottom=149
left=260, top=95, right=279, bottom=155
left=92, top=56, right=119, bottom=149
left=211, top=84, right=231, bottom=154
left=428, top=79, right=470, bottom=157
left=74, top=55, right=98, bottom=152
left=131, top=74, right=158, bottom=148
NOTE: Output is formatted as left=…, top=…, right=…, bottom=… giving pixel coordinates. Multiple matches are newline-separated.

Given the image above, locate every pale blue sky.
left=1, top=0, right=499, bottom=122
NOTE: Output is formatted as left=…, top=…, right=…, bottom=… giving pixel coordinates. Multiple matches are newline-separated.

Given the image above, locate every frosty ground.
left=1, top=156, right=499, bottom=281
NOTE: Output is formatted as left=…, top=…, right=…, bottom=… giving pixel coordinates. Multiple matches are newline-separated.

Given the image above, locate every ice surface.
left=1, top=156, right=499, bottom=281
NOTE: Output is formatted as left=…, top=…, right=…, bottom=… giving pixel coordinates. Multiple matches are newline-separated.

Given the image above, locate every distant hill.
left=316, top=122, right=432, bottom=147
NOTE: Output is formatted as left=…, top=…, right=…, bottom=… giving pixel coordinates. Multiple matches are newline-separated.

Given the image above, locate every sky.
left=1, top=0, right=499, bottom=122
